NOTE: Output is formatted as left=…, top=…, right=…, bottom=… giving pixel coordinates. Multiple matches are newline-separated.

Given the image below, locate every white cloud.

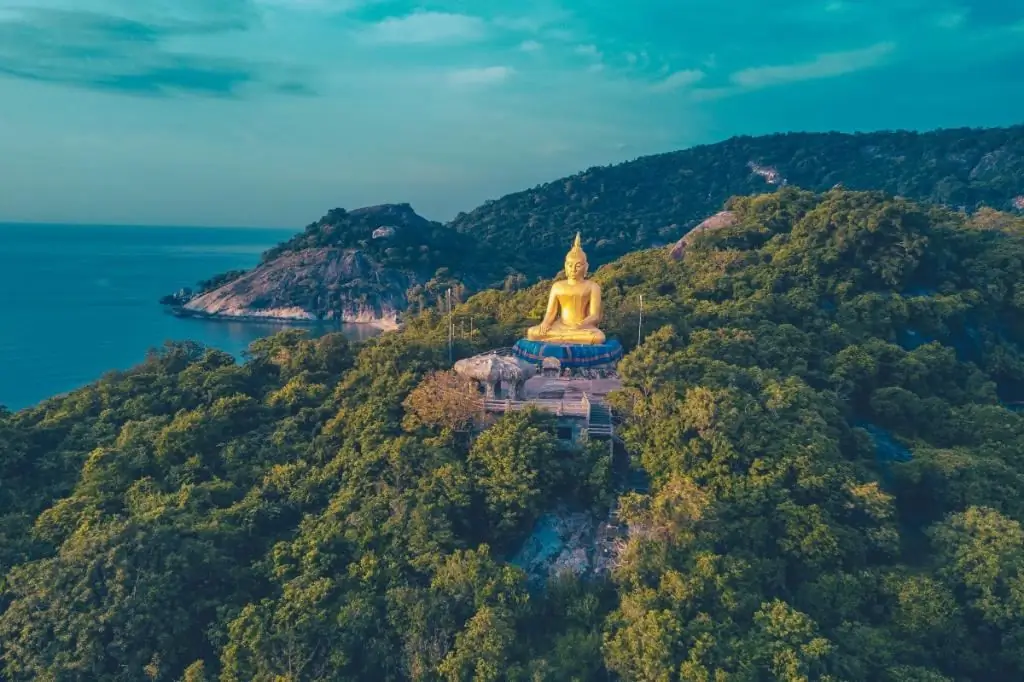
left=518, top=39, right=543, bottom=52
left=651, top=69, right=705, bottom=92
left=544, top=27, right=575, bottom=42
left=935, top=11, right=965, bottom=28
left=447, top=65, right=514, bottom=86
left=574, top=44, right=601, bottom=58
left=730, top=42, right=895, bottom=88
left=689, top=86, right=735, bottom=102
left=360, top=11, right=486, bottom=45
left=686, top=42, right=895, bottom=101
left=493, top=9, right=573, bottom=35
left=684, top=87, right=733, bottom=101
left=255, top=0, right=367, bottom=10
left=493, top=16, right=543, bottom=32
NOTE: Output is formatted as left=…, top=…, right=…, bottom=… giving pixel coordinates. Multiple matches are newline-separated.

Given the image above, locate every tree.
left=468, top=409, right=558, bottom=536
left=402, top=370, right=482, bottom=432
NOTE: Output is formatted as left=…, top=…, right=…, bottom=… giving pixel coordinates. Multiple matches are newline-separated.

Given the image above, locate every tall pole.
left=637, top=294, right=643, bottom=347
left=448, top=288, right=454, bottom=362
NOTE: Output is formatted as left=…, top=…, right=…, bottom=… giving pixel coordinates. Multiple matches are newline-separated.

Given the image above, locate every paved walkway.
left=521, top=375, right=622, bottom=400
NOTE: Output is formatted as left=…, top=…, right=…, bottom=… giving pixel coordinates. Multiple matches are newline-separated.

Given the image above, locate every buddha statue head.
left=564, top=232, right=589, bottom=283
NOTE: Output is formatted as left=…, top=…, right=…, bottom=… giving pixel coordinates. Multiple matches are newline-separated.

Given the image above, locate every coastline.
left=165, top=305, right=401, bottom=331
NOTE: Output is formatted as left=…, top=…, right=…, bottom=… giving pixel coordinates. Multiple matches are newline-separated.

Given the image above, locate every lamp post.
left=637, top=294, right=643, bottom=347
left=447, top=288, right=453, bottom=363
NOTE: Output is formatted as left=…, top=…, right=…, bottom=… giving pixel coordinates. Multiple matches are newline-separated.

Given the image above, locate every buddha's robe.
left=526, top=279, right=605, bottom=345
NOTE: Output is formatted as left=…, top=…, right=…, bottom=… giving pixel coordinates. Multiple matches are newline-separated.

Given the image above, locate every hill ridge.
left=166, top=123, right=1024, bottom=323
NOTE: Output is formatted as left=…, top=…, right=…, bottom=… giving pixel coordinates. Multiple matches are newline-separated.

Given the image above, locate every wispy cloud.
left=493, top=15, right=544, bottom=32
left=0, top=6, right=309, bottom=97
left=651, top=69, right=705, bottom=92
left=254, top=0, right=368, bottom=11
left=934, top=11, right=966, bottom=28
left=359, top=11, right=487, bottom=45
left=730, top=42, right=895, bottom=89
left=60, top=0, right=260, bottom=32
left=446, top=65, right=513, bottom=87
left=573, top=43, right=605, bottom=73
left=958, top=2, right=1024, bottom=29
left=493, top=9, right=574, bottom=37
left=3, top=0, right=1022, bottom=229
left=683, top=42, right=896, bottom=101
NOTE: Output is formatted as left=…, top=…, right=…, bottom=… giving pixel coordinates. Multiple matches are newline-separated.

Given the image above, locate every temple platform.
left=452, top=347, right=622, bottom=443
left=512, top=338, right=623, bottom=369
left=479, top=374, right=622, bottom=441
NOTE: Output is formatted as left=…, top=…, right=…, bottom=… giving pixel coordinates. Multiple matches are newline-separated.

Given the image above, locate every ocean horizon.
left=0, top=222, right=379, bottom=411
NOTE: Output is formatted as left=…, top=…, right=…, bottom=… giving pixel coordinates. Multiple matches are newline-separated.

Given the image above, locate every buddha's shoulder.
left=552, top=280, right=599, bottom=293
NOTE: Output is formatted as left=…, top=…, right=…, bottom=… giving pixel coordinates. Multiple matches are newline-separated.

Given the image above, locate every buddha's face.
left=565, top=257, right=588, bottom=282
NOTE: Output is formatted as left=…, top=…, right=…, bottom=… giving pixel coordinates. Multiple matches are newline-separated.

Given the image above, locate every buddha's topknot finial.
left=566, top=232, right=587, bottom=262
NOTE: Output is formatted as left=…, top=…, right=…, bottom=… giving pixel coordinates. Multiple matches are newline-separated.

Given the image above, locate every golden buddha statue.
left=526, top=233, right=606, bottom=345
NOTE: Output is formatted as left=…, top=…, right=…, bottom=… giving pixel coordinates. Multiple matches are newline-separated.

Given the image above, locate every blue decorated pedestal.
left=512, top=338, right=623, bottom=369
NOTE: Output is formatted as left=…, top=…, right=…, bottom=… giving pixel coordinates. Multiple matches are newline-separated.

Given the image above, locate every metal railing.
left=481, top=396, right=590, bottom=417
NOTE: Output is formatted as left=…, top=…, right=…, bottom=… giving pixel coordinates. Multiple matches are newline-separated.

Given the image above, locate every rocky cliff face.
left=171, top=203, right=481, bottom=327
left=183, top=247, right=411, bottom=328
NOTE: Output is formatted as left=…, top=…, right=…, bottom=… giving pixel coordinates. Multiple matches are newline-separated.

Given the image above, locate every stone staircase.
left=587, top=401, right=614, bottom=437
left=625, top=467, right=650, bottom=494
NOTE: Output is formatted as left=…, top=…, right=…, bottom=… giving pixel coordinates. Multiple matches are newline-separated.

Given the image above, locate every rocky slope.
left=181, top=248, right=409, bottom=327
left=668, top=210, right=738, bottom=259
left=170, top=203, right=481, bottom=326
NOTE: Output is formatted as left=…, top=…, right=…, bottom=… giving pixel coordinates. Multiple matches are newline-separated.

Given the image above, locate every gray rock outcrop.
left=668, top=210, right=738, bottom=260
left=183, top=247, right=408, bottom=327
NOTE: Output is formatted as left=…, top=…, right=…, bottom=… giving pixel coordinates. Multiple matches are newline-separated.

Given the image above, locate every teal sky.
left=1, top=0, right=1022, bottom=227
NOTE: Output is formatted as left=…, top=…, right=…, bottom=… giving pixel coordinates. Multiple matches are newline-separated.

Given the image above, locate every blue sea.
left=0, top=223, right=381, bottom=411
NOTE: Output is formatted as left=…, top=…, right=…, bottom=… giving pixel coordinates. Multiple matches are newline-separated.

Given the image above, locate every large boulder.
left=453, top=353, right=536, bottom=398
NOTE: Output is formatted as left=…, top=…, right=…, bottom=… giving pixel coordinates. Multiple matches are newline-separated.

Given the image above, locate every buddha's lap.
left=526, top=324, right=605, bottom=344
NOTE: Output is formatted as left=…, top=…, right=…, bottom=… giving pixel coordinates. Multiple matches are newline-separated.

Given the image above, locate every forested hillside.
left=259, top=203, right=478, bottom=274
left=4, top=188, right=1024, bottom=681
left=172, top=124, right=1024, bottom=313
left=171, top=124, right=1024, bottom=318
left=451, top=124, right=1024, bottom=278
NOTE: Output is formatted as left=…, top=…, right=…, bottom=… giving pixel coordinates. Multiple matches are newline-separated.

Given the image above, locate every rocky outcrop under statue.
left=511, top=510, right=621, bottom=585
